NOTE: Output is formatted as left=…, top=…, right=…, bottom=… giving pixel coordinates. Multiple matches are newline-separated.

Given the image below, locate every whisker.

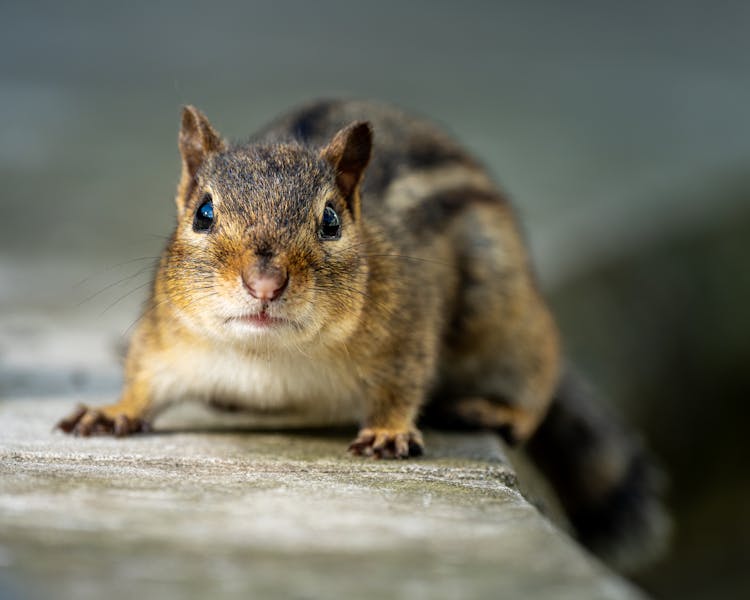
left=359, top=253, right=453, bottom=268
left=74, top=256, right=160, bottom=289
left=99, top=281, right=154, bottom=316
left=77, top=264, right=157, bottom=307
left=122, top=298, right=168, bottom=338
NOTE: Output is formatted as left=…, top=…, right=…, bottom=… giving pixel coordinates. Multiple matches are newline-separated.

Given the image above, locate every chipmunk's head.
left=164, top=105, right=372, bottom=350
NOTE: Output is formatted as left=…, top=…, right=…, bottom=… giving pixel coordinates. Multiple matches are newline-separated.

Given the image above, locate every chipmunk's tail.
left=526, top=369, right=671, bottom=572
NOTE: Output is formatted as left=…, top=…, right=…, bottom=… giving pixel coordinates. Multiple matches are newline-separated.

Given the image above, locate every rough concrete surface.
left=0, top=394, right=645, bottom=600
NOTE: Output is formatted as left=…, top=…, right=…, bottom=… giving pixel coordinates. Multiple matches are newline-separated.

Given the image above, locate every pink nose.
left=242, top=268, right=288, bottom=301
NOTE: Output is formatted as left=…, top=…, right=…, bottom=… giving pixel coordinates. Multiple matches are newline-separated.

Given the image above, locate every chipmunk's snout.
left=242, top=264, right=289, bottom=302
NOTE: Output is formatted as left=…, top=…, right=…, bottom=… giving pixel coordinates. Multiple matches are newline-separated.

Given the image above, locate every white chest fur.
left=148, top=341, right=366, bottom=427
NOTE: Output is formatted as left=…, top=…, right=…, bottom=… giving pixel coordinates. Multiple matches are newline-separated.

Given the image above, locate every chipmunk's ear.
left=179, top=105, right=225, bottom=177
left=177, top=106, right=225, bottom=212
left=320, top=121, right=372, bottom=220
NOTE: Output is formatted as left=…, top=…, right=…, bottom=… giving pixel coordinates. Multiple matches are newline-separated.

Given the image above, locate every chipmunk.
left=57, top=99, right=667, bottom=569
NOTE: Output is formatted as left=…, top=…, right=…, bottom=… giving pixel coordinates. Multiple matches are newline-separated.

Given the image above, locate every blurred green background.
left=1, top=1, right=749, bottom=598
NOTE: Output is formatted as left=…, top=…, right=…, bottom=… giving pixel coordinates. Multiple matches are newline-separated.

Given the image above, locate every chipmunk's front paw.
left=56, top=404, right=150, bottom=437
left=348, top=427, right=424, bottom=459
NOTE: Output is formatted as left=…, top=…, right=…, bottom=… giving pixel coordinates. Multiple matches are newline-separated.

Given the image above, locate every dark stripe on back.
left=254, top=99, right=482, bottom=199
left=406, top=135, right=476, bottom=171
left=290, top=102, right=336, bottom=144
left=406, top=186, right=506, bottom=236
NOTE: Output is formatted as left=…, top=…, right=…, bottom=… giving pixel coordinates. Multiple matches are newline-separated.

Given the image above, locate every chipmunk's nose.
left=242, top=266, right=288, bottom=302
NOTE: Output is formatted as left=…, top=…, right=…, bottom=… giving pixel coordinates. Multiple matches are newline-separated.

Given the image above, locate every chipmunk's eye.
left=319, top=204, right=341, bottom=240
left=193, top=195, right=214, bottom=232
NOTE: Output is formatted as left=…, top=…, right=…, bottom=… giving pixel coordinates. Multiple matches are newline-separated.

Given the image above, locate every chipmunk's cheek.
left=281, top=274, right=315, bottom=318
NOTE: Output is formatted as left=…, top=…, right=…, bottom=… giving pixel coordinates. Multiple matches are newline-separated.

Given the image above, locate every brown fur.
left=58, top=99, right=560, bottom=455
left=56, top=100, right=668, bottom=569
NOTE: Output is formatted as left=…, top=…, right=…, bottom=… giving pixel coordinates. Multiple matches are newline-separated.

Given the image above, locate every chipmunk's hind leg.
left=432, top=199, right=560, bottom=444
left=423, top=395, right=540, bottom=446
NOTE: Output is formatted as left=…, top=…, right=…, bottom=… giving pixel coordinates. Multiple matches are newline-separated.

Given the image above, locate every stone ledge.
left=0, top=398, right=645, bottom=600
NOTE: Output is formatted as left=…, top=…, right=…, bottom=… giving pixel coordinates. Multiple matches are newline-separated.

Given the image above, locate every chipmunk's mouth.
left=226, top=309, right=290, bottom=330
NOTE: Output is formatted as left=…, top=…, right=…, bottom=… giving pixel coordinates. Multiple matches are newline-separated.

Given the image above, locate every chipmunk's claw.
left=348, top=427, right=424, bottom=459
left=55, top=404, right=149, bottom=437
